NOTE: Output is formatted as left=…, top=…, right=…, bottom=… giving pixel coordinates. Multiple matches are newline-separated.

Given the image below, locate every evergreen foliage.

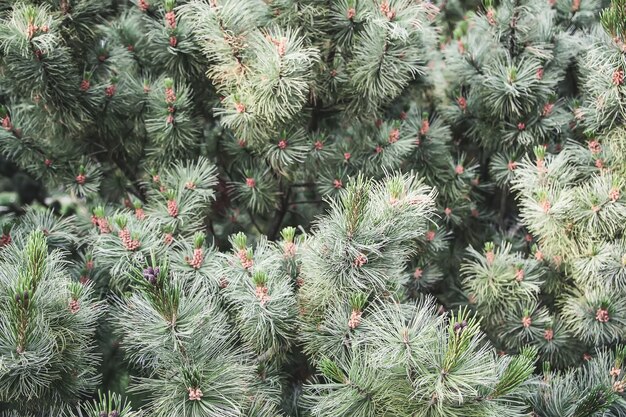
left=1, top=0, right=626, bottom=416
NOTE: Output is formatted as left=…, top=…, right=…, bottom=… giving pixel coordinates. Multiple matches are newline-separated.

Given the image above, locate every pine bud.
left=536, top=67, right=544, bottom=80
left=69, top=299, right=80, bottom=314
left=1, top=115, right=12, bottom=131
left=138, top=0, right=149, bottom=11
left=348, top=309, right=362, bottom=329
left=596, top=308, right=610, bottom=323
left=0, top=233, right=12, bottom=248
left=80, top=79, right=90, bottom=92
left=543, top=328, right=554, bottom=341
left=167, top=199, right=179, bottom=218
left=388, top=128, right=400, bottom=144
left=255, top=285, right=270, bottom=306
left=105, top=84, right=116, bottom=98
left=353, top=253, right=368, bottom=267
left=188, top=387, right=203, bottom=401
left=456, top=97, right=467, bottom=111
left=165, top=11, right=176, bottom=29
left=186, top=248, right=204, bottom=269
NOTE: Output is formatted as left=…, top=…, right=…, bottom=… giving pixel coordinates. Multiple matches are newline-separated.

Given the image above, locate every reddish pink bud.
left=388, top=128, right=400, bottom=144
left=613, top=69, right=625, bottom=86
left=380, top=1, right=395, bottom=19
left=246, top=178, right=256, bottom=188
left=0, top=233, right=12, bottom=247
left=165, top=87, right=176, bottom=104
left=80, top=79, right=90, bottom=92
left=118, top=228, right=140, bottom=251
left=255, top=285, right=270, bottom=305
left=188, top=387, right=203, bottom=401
left=596, top=308, right=610, bottom=323
left=1, top=115, right=12, bottom=131
left=588, top=140, right=601, bottom=154
left=134, top=207, right=145, bottom=220
left=105, top=84, right=116, bottom=98
left=165, top=11, right=176, bottom=29
left=542, top=103, right=554, bottom=117
left=456, top=97, right=467, bottom=111
left=348, top=309, right=362, bottom=329
left=353, top=253, right=368, bottom=267
left=167, top=200, right=179, bottom=218
left=69, top=299, right=80, bottom=314
left=186, top=248, right=204, bottom=269
left=536, top=67, right=544, bottom=80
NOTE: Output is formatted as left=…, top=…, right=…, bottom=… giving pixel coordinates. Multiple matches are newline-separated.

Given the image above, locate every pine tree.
left=2, top=0, right=626, bottom=416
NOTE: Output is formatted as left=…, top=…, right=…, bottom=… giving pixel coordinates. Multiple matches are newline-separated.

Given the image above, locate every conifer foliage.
left=1, top=0, right=626, bottom=416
